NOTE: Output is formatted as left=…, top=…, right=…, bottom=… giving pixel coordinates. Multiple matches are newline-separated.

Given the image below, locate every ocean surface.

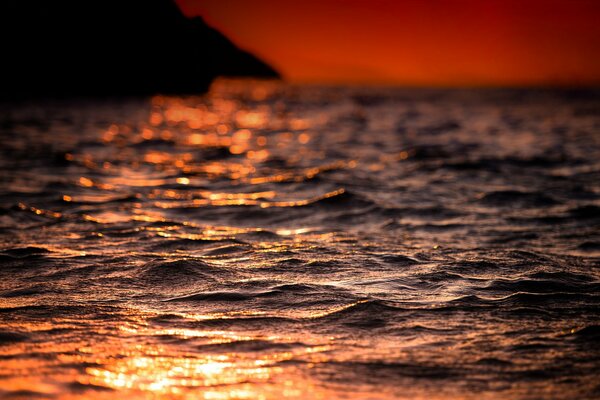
left=1, top=80, right=599, bottom=399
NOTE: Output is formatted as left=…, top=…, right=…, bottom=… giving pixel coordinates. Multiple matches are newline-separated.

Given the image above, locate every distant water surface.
left=0, top=80, right=599, bottom=399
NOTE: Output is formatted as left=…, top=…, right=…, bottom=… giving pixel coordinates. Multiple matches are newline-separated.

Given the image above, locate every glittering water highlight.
left=0, top=80, right=599, bottom=399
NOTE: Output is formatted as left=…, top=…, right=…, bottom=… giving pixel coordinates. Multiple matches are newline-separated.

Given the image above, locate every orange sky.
left=176, top=0, right=600, bottom=86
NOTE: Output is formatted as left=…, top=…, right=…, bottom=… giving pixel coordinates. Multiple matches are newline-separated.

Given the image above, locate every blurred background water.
left=0, top=80, right=599, bottom=399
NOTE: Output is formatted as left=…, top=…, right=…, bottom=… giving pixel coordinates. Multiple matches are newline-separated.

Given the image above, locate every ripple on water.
left=0, top=82, right=599, bottom=399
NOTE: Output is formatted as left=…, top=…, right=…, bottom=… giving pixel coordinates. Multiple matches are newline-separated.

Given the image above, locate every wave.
left=138, top=259, right=225, bottom=283
left=313, top=300, right=407, bottom=328
left=196, top=339, right=307, bottom=353
left=477, top=190, right=559, bottom=207
left=0, top=331, right=29, bottom=344
left=2, top=84, right=600, bottom=399
left=477, top=277, right=600, bottom=294
left=0, top=246, right=51, bottom=258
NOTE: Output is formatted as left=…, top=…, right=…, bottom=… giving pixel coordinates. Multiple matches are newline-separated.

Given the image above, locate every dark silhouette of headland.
left=0, top=0, right=279, bottom=98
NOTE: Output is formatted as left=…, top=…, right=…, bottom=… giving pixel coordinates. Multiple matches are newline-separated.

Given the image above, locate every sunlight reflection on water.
left=0, top=80, right=599, bottom=399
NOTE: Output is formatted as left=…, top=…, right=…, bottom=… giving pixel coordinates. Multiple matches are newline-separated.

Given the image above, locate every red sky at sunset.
left=176, top=0, right=600, bottom=86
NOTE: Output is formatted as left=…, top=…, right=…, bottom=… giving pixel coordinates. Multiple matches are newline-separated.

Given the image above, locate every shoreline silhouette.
left=0, top=0, right=279, bottom=98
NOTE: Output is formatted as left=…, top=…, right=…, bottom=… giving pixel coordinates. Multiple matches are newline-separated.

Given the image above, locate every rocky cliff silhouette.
left=0, top=0, right=279, bottom=98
